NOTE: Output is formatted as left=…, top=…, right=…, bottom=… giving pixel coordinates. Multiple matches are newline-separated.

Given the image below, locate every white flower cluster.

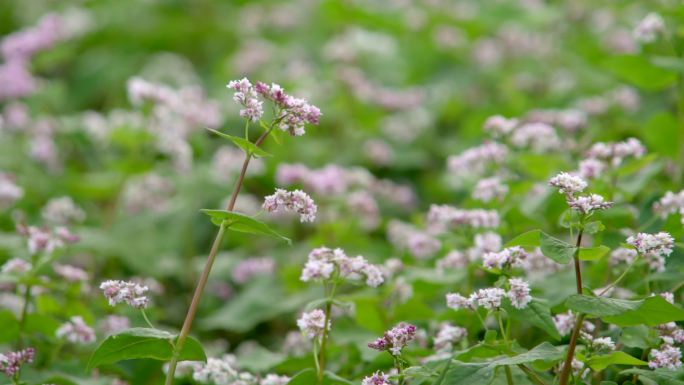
left=53, top=264, right=88, bottom=282
left=99, top=280, right=150, bottom=309
left=192, top=355, right=255, bottom=385
left=427, top=204, right=500, bottom=231
left=634, top=13, right=665, bottom=43
left=226, top=78, right=263, bottom=122
left=609, top=247, right=638, bottom=266
left=553, top=311, right=595, bottom=337
left=296, top=309, right=330, bottom=339
left=434, top=322, right=467, bottom=351
left=447, top=280, right=532, bottom=311
left=41, top=196, right=85, bottom=225
left=387, top=220, right=441, bottom=260
left=1, top=258, right=31, bottom=274
left=56, top=316, right=95, bottom=344
left=0, top=172, right=23, bottom=208
left=447, top=142, right=508, bottom=178
left=483, top=115, right=518, bottom=137
left=626, top=232, right=674, bottom=262
left=653, top=190, right=684, bottom=225
left=482, top=246, right=528, bottom=270
left=649, top=345, right=682, bottom=370
left=300, top=247, right=384, bottom=287
left=473, top=177, right=508, bottom=203
left=568, top=193, right=613, bottom=214
left=262, top=188, right=317, bottom=223
left=361, top=371, right=391, bottom=385
left=585, top=138, right=645, bottom=168
left=510, top=122, right=561, bottom=153
left=549, top=172, right=612, bottom=214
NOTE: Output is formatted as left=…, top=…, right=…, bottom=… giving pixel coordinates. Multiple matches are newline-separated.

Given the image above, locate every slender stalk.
left=498, top=312, right=514, bottom=385
left=317, top=280, right=338, bottom=382
left=558, top=230, right=585, bottom=385
left=141, top=309, right=155, bottom=329
left=598, top=255, right=640, bottom=296
left=16, top=283, right=32, bottom=349
left=517, top=364, right=546, bottom=385
left=164, top=129, right=271, bottom=385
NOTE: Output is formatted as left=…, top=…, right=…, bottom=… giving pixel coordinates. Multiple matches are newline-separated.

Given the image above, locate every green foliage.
left=200, top=209, right=291, bottom=244
left=87, top=328, right=206, bottom=370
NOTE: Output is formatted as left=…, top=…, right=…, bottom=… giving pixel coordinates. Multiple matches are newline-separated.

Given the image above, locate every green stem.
left=164, top=129, right=271, bottom=385
left=559, top=229, right=585, bottom=385
left=141, top=309, right=155, bottom=329
left=497, top=312, right=514, bottom=385
left=598, top=255, right=640, bottom=296
left=17, top=283, right=32, bottom=349
left=317, top=281, right=338, bottom=382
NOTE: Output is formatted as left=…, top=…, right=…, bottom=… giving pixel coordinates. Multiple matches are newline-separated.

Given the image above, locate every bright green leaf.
left=504, top=229, right=541, bottom=249
left=620, top=326, right=660, bottom=349
left=205, top=128, right=272, bottom=158
left=87, top=328, right=205, bottom=370
left=587, top=351, right=648, bottom=371
left=603, top=55, right=678, bottom=91
left=579, top=245, right=610, bottom=261
left=200, top=209, right=291, bottom=244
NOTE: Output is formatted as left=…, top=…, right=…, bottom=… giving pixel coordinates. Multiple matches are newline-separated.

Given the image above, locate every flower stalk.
left=558, top=228, right=584, bottom=385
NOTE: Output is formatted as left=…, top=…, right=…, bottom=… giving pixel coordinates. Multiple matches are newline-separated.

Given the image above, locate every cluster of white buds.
left=447, top=142, right=508, bottom=178
left=262, top=188, right=317, bottom=223
left=626, top=232, right=675, bottom=272
left=56, top=316, right=95, bottom=344
left=482, top=247, right=528, bottom=270
left=447, top=280, right=532, bottom=311
left=427, top=204, right=500, bottom=232
left=368, top=323, right=417, bottom=356
left=296, top=309, right=330, bottom=340
left=549, top=172, right=612, bottom=215
left=100, top=280, right=150, bottom=309
left=433, top=322, right=468, bottom=351
left=300, top=247, right=384, bottom=287
left=653, top=190, right=684, bottom=226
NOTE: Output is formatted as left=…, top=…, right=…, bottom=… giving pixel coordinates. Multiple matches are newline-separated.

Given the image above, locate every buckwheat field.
left=1, top=1, right=683, bottom=385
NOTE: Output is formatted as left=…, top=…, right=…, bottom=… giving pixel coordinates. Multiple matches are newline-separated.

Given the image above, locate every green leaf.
left=200, top=209, right=291, bottom=244
left=504, top=229, right=541, bottom=248
left=604, top=295, right=684, bottom=326
left=578, top=245, right=610, bottom=261
left=205, top=128, right=272, bottom=158
left=584, top=221, right=605, bottom=234
left=288, top=369, right=353, bottom=385
left=643, top=112, right=680, bottom=158
left=0, top=310, right=19, bottom=344
left=587, top=351, right=648, bottom=371
left=620, top=325, right=660, bottom=349
left=540, top=232, right=576, bottom=264
left=487, top=342, right=564, bottom=367
left=505, top=299, right=561, bottom=340
left=87, top=328, right=205, bottom=370
left=235, top=345, right=285, bottom=372
left=603, top=55, right=678, bottom=91
left=565, top=295, right=643, bottom=317
left=620, top=369, right=684, bottom=385
left=443, top=361, right=492, bottom=385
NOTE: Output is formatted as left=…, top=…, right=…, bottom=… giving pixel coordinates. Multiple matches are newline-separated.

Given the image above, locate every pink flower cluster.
left=0, top=173, right=23, bottom=208
left=653, top=190, right=684, bottom=225
left=427, top=204, right=500, bottom=231
left=300, top=247, right=384, bottom=288
left=227, top=78, right=321, bottom=136
left=482, top=246, right=528, bottom=270
left=473, top=177, right=508, bottom=203
left=368, top=323, right=417, bottom=356
left=0, top=348, right=34, bottom=377
left=434, top=323, right=468, bottom=351
left=447, top=141, right=508, bottom=178
left=262, top=188, right=317, bottom=223
left=100, top=280, right=150, bottom=309
left=549, top=172, right=612, bottom=214
left=386, top=220, right=441, bottom=260
left=232, top=257, right=275, bottom=284
left=56, top=316, right=96, bottom=344
left=585, top=138, right=645, bottom=168
left=17, top=224, right=79, bottom=255
left=626, top=232, right=674, bottom=272
left=447, top=281, right=532, bottom=311
left=361, top=371, right=392, bottom=385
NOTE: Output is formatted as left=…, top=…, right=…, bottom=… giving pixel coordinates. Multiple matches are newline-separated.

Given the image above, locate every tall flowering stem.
left=164, top=128, right=271, bottom=385
left=558, top=227, right=584, bottom=385
left=317, top=277, right=338, bottom=382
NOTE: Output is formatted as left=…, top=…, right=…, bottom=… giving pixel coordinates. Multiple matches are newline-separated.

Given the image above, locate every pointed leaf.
left=565, top=295, right=643, bottom=317
left=504, top=299, right=561, bottom=340
left=579, top=245, right=610, bottom=261
left=200, top=209, right=291, bottom=244
left=603, top=295, right=684, bottom=326
left=87, top=328, right=205, bottom=370
left=205, top=128, right=272, bottom=158
left=504, top=229, right=541, bottom=249
left=587, top=351, right=647, bottom=371
left=540, top=232, right=576, bottom=264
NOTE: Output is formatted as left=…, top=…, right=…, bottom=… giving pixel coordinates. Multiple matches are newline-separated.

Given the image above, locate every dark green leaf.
left=87, top=328, right=205, bottom=370
left=505, top=299, right=561, bottom=340
left=565, top=295, right=643, bottom=317
left=540, top=232, right=575, bottom=264
left=604, top=295, right=684, bottom=326
left=620, top=325, right=660, bottom=349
